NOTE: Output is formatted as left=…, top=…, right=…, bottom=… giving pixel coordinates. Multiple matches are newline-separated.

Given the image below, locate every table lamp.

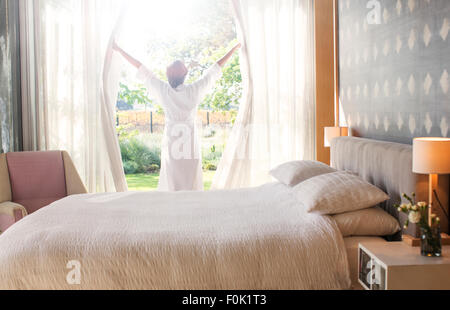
left=413, top=137, right=450, bottom=225
left=324, top=127, right=349, bottom=147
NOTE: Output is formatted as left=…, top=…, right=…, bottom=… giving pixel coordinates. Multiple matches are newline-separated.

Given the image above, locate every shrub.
left=120, top=137, right=161, bottom=174
left=147, top=164, right=160, bottom=173
left=202, top=143, right=223, bottom=170
left=203, top=126, right=216, bottom=138
left=120, top=141, right=130, bottom=162
left=123, top=161, right=139, bottom=174
left=204, top=163, right=217, bottom=171
left=117, top=124, right=138, bottom=143
left=203, top=150, right=222, bottom=163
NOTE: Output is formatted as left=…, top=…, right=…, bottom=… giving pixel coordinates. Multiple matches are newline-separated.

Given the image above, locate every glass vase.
left=420, top=226, right=442, bottom=257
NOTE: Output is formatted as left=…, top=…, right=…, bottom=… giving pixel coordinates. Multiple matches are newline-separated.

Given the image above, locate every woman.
left=113, top=42, right=241, bottom=191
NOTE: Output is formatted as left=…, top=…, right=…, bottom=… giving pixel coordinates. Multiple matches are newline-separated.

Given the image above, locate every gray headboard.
left=330, top=137, right=429, bottom=239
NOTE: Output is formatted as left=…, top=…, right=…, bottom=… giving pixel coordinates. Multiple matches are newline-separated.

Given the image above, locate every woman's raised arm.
left=113, top=41, right=142, bottom=69
left=217, top=43, right=241, bottom=68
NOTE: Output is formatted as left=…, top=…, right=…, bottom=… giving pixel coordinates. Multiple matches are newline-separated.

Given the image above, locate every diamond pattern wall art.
left=339, top=0, right=450, bottom=143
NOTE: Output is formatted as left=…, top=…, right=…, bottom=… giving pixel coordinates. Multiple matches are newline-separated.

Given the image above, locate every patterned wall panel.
left=339, top=0, right=450, bottom=144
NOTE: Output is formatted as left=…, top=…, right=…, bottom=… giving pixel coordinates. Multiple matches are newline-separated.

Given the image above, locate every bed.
left=0, top=137, right=426, bottom=290
left=331, top=137, right=430, bottom=289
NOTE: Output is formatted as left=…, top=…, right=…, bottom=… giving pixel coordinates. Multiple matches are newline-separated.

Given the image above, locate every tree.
left=118, top=83, right=152, bottom=110
left=118, top=83, right=163, bottom=113
left=199, top=42, right=242, bottom=111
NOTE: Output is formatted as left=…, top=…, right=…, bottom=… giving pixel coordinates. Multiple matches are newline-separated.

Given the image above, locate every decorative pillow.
left=332, top=207, right=401, bottom=237
left=269, top=160, right=336, bottom=187
left=293, top=171, right=389, bottom=215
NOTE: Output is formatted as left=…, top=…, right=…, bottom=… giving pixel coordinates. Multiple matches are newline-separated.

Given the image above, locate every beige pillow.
left=293, top=171, right=389, bottom=215
left=333, top=207, right=401, bottom=237
left=270, top=160, right=336, bottom=187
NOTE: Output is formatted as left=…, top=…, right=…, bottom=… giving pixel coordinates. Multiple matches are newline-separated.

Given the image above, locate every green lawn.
left=126, top=170, right=216, bottom=191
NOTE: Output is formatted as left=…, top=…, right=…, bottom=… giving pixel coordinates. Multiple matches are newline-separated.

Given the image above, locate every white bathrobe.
left=137, top=63, right=223, bottom=191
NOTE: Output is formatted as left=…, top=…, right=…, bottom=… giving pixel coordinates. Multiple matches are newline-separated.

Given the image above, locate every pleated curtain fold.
left=213, top=0, right=316, bottom=189
left=18, top=0, right=127, bottom=192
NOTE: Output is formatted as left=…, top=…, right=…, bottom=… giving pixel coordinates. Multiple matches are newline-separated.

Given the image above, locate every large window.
left=116, top=0, right=241, bottom=191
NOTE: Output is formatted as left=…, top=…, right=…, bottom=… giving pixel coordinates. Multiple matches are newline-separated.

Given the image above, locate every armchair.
left=0, top=151, right=87, bottom=234
left=0, top=202, right=28, bottom=234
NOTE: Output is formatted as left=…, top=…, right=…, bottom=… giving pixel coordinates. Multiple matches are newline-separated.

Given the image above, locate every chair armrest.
left=0, top=202, right=28, bottom=218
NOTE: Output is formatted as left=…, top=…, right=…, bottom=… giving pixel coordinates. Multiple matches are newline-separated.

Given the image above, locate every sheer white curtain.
left=213, top=0, right=315, bottom=189
left=19, top=0, right=127, bottom=192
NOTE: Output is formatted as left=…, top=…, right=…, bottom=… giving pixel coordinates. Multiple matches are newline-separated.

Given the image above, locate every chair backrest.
left=6, top=151, right=68, bottom=214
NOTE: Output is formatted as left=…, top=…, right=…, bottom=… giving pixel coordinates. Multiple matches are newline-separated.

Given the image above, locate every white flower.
left=411, top=205, right=418, bottom=211
left=417, top=202, right=427, bottom=207
left=408, top=211, right=421, bottom=224
left=407, top=203, right=413, bottom=210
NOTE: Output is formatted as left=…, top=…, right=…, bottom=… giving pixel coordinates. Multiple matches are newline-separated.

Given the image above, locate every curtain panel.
left=0, top=0, right=22, bottom=153
left=213, top=0, right=316, bottom=189
left=18, top=0, right=127, bottom=192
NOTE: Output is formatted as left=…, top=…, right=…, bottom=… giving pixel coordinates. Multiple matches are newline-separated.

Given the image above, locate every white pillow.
left=270, top=160, right=336, bottom=187
left=293, top=171, right=389, bottom=215
left=332, top=207, right=401, bottom=237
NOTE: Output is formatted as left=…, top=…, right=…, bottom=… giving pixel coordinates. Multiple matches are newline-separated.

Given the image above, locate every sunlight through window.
left=115, top=0, right=240, bottom=191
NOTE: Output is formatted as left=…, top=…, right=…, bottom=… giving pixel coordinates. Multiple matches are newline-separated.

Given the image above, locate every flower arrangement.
left=396, top=193, right=440, bottom=230
left=396, top=193, right=442, bottom=257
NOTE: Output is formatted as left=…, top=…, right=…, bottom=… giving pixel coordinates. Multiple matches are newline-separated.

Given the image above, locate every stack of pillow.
left=270, top=160, right=401, bottom=237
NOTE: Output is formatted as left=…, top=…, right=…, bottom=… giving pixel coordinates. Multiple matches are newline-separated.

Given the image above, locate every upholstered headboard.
left=330, top=137, right=430, bottom=239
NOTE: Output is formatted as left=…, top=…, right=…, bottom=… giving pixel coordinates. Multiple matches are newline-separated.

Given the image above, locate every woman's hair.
left=167, top=60, right=188, bottom=89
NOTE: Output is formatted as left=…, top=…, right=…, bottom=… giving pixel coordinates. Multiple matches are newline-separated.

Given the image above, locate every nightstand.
left=358, top=241, right=450, bottom=290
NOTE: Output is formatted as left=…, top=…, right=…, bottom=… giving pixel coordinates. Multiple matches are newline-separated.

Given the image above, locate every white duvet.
left=0, top=182, right=350, bottom=290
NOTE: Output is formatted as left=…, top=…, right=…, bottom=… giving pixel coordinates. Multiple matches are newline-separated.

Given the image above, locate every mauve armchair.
left=0, top=151, right=87, bottom=234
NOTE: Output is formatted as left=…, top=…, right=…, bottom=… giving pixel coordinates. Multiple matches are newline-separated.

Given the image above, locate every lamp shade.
left=413, top=137, right=450, bottom=174
left=324, top=127, right=349, bottom=147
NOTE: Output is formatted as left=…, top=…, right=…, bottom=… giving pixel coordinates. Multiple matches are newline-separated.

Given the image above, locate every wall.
left=315, top=0, right=337, bottom=164
left=339, top=0, right=450, bottom=144
left=0, top=0, right=21, bottom=153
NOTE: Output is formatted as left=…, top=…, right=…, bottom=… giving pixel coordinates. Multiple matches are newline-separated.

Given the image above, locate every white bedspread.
left=0, top=182, right=350, bottom=290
